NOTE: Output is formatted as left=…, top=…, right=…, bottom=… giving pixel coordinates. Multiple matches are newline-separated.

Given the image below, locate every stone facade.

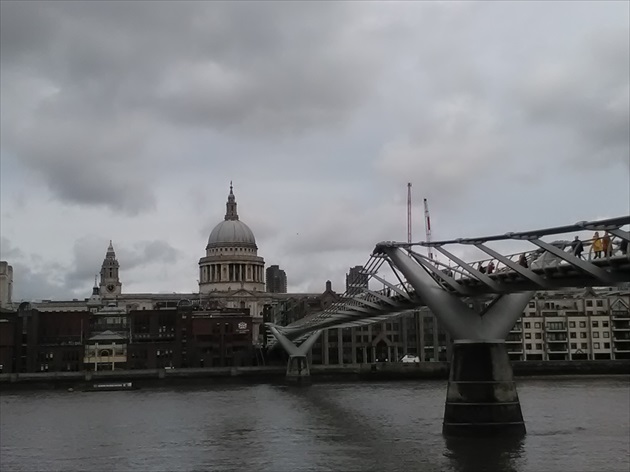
left=0, top=261, right=13, bottom=309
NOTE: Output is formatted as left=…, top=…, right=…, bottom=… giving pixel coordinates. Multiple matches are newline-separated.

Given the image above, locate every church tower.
left=99, top=241, right=122, bottom=298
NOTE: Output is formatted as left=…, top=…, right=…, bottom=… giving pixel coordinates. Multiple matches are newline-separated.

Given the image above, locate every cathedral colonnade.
left=200, top=263, right=265, bottom=283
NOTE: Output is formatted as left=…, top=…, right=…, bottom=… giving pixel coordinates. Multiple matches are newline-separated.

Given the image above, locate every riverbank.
left=1, top=360, right=628, bottom=390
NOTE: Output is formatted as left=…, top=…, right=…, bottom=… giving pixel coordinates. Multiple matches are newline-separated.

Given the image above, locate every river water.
left=1, top=376, right=628, bottom=472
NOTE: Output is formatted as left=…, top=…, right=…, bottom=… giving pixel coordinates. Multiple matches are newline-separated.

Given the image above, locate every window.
left=569, top=321, right=576, bottom=328
left=525, top=322, right=531, bottom=329
left=604, top=343, right=610, bottom=349
left=579, top=321, right=586, bottom=328
left=603, top=332, right=609, bottom=338
left=534, top=322, right=541, bottom=328
left=535, top=333, right=542, bottom=339
left=571, top=343, right=577, bottom=349
left=580, top=333, right=587, bottom=338
left=535, top=343, right=542, bottom=349
left=603, top=321, right=609, bottom=328
left=596, top=300, right=603, bottom=307
left=581, top=343, right=588, bottom=349
left=586, top=300, right=593, bottom=307
left=594, top=342, right=600, bottom=349
left=525, top=333, right=531, bottom=339
left=592, top=321, right=599, bottom=327
left=593, top=332, right=599, bottom=338
left=526, top=343, right=532, bottom=349
left=570, top=332, right=576, bottom=338
left=529, top=302, right=535, bottom=308
left=546, top=322, right=565, bottom=330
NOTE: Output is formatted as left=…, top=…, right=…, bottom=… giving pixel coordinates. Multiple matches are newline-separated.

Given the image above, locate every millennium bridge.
left=267, top=216, right=630, bottom=437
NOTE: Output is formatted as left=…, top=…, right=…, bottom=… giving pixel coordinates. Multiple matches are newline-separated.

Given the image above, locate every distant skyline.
left=1, top=1, right=628, bottom=301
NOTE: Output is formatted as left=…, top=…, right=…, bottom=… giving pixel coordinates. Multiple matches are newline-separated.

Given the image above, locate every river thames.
left=1, top=376, right=628, bottom=472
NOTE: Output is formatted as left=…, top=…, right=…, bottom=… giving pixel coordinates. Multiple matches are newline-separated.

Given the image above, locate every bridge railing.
left=411, top=233, right=629, bottom=287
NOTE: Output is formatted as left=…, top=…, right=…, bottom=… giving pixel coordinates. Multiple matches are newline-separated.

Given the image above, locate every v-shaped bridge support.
left=382, top=246, right=532, bottom=437
left=383, top=247, right=534, bottom=341
left=269, top=326, right=321, bottom=384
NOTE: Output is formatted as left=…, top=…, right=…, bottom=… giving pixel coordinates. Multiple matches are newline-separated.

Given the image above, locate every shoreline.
left=1, top=360, right=628, bottom=391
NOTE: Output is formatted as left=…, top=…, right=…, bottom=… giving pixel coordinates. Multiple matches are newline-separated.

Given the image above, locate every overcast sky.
left=1, top=1, right=628, bottom=302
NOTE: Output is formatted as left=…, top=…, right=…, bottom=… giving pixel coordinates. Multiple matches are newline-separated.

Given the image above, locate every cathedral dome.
left=207, top=220, right=256, bottom=248
left=206, top=183, right=257, bottom=249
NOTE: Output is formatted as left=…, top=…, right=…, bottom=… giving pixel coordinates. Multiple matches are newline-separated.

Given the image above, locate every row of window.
left=524, top=342, right=611, bottom=350
left=523, top=320, right=610, bottom=329
left=528, top=300, right=606, bottom=308
left=207, top=247, right=255, bottom=254
left=523, top=331, right=611, bottom=339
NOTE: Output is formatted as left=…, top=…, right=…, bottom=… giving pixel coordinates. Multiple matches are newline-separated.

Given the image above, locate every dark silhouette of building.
left=346, top=265, right=368, bottom=294
left=2, top=303, right=90, bottom=373
left=266, top=265, right=287, bottom=293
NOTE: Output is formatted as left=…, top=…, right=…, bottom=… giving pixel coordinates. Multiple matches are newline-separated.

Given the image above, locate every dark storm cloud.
left=0, top=1, right=390, bottom=213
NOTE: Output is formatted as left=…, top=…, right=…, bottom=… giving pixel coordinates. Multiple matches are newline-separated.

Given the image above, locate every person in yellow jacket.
left=592, top=232, right=603, bottom=259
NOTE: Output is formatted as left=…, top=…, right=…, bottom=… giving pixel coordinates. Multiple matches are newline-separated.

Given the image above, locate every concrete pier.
left=443, top=341, right=526, bottom=437
left=286, top=355, right=311, bottom=385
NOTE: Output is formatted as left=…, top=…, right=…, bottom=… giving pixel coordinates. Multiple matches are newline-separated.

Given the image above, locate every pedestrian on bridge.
left=571, top=236, right=584, bottom=259
left=602, top=232, right=612, bottom=257
left=518, top=253, right=529, bottom=268
left=592, top=232, right=603, bottom=259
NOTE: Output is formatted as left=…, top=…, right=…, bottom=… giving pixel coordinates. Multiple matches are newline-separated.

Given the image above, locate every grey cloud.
left=283, top=199, right=407, bottom=256
left=63, top=236, right=105, bottom=289
left=117, top=240, right=180, bottom=271
left=374, top=95, right=507, bottom=201
left=515, top=28, right=629, bottom=168
left=0, top=237, right=24, bottom=260
left=0, top=237, right=83, bottom=300
left=1, top=1, right=392, bottom=212
left=10, top=261, right=78, bottom=302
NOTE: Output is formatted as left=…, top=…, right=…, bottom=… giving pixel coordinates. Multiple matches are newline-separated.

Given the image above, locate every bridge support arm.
left=269, top=326, right=321, bottom=384
left=383, top=247, right=533, bottom=341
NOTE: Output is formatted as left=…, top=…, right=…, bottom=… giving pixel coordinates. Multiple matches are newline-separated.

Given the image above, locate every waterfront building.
left=505, top=288, right=630, bottom=361
left=2, top=303, right=90, bottom=373
left=126, top=304, right=253, bottom=369
left=84, top=302, right=129, bottom=371
left=310, top=309, right=451, bottom=365
left=266, top=265, right=287, bottom=293
left=0, top=307, right=17, bottom=373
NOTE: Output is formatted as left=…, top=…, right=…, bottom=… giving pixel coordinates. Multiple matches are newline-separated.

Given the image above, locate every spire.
left=225, top=181, right=239, bottom=221
left=107, top=240, right=115, bottom=256
left=92, top=275, right=99, bottom=296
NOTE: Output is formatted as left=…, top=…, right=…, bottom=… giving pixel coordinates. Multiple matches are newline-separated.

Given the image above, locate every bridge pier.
left=444, top=340, right=525, bottom=437
left=286, top=355, right=311, bottom=385
left=381, top=246, right=533, bottom=437
left=268, top=326, right=321, bottom=385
